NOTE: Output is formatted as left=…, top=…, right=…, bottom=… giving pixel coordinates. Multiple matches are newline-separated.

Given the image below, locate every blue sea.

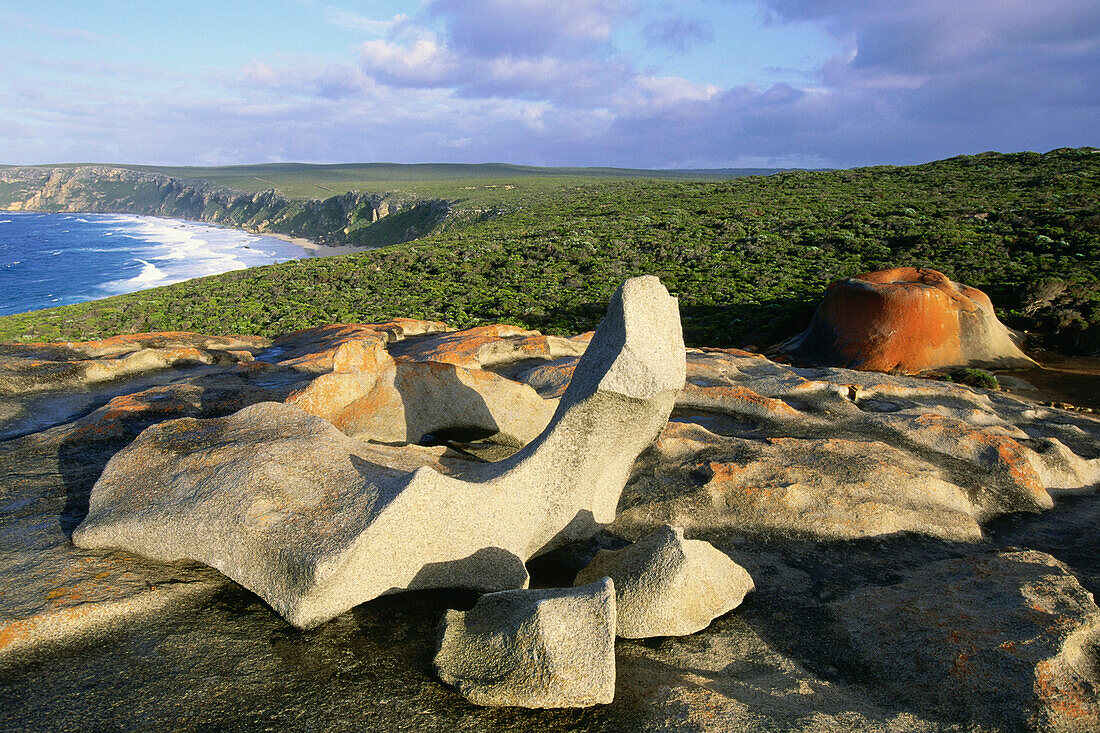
left=0, top=212, right=315, bottom=317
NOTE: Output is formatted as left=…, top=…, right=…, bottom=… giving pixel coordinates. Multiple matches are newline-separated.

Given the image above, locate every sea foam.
left=0, top=213, right=315, bottom=317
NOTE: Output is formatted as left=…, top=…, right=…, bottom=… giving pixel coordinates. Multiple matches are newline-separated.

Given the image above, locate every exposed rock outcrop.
left=72, top=276, right=686, bottom=628
left=2, top=277, right=1099, bottom=731
left=780, top=267, right=1038, bottom=373
left=281, top=330, right=558, bottom=446
left=575, top=525, right=754, bottom=638
left=831, top=549, right=1100, bottom=731
left=434, top=578, right=617, bottom=708
left=606, top=350, right=1100, bottom=543
left=0, top=331, right=268, bottom=396
left=392, top=324, right=588, bottom=370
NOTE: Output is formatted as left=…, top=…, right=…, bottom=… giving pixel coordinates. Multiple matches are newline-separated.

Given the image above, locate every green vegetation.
left=934, top=368, right=1001, bottom=390
left=1, top=149, right=1097, bottom=353
left=123, top=162, right=783, bottom=203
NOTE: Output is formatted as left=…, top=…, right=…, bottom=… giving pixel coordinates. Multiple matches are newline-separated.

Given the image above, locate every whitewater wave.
left=132, top=259, right=168, bottom=285
left=102, top=259, right=169, bottom=293
left=0, top=220, right=11, bottom=224
left=2, top=213, right=314, bottom=316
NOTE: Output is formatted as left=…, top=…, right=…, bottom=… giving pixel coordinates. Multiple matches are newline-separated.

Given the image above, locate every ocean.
left=0, top=212, right=315, bottom=317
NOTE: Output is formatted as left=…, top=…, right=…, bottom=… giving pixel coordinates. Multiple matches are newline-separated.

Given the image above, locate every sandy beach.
left=268, top=233, right=365, bottom=257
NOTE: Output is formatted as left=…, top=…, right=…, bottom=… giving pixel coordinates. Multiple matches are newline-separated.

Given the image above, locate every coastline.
left=266, top=233, right=364, bottom=257
left=0, top=212, right=368, bottom=318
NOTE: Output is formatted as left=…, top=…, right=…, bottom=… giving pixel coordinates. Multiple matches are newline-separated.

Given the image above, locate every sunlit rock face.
left=71, top=276, right=686, bottom=629
left=780, top=267, right=1038, bottom=373
left=3, top=275, right=1099, bottom=731
left=434, top=579, right=617, bottom=708
left=575, top=525, right=754, bottom=639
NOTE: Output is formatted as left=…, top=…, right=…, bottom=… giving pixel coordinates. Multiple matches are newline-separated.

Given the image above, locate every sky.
left=0, top=0, right=1097, bottom=169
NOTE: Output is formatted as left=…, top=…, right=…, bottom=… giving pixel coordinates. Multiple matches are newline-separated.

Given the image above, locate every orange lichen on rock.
left=781, top=267, right=1038, bottom=373
left=272, top=320, right=450, bottom=373
left=396, top=324, right=587, bottom=369
left=694, top=347, right=766, bottom=360
left=679, top=383, right=800, bottom=419
left=905, top=412, right=1051, bottom=509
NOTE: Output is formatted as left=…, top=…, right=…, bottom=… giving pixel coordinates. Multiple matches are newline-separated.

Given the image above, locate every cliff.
left=0, top=165, right=451, bottom=248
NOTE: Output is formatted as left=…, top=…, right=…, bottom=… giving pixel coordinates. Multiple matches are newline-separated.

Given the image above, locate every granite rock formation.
left=434, top=578, right=617, bottom=708
left=831, top=549, right=1100, bottom=731
left=71, top=276, right=686, bottom=628
left=575, top=525, right=754, bottom=638
left=780, top=267, right=1038, bottom=373
left=1, top=277, right=1098, bottom=731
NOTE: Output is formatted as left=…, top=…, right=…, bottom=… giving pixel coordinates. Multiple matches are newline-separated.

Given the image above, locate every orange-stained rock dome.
left=780, top=267, right=1038, bottom=373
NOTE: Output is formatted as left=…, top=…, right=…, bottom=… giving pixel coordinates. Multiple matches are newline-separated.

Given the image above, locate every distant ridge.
left=6, top=161, right=798, bottom=179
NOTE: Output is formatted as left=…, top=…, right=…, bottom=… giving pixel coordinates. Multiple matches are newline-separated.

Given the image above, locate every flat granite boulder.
left=829, top=549, right=1100, bottom=732
left=597, top=349, right=1100, bottom=543
left=73, top=276, right=686, bottom=628
left=575, top=525, right=753, bottom=638
left=779, top=267, right=1038, bottom=373
left=434, top=578, right=617, bottom=708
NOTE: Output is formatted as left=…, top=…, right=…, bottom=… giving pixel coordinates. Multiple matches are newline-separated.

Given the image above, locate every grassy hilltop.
left=0, top=149, right=1097, bottom=352
left=124, top=161, right=780, bottom=202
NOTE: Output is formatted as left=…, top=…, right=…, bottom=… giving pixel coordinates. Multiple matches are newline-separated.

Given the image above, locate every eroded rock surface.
left=831, top=549, right=1100, bottom=731
left=2, top=276, right=1099, bottom=732
left=608, top=349, right=1100, bottom=543
left=575, top=525, right=753, bottom=638
left=72, top=276, right=686, bottom=628
left=0, top=331, right=268, bottom=396
left=392, top=324, right=588, bottom=370
left=780, top=267, right=1038, bottom=373
left=434, top=578, right=617, bottom=708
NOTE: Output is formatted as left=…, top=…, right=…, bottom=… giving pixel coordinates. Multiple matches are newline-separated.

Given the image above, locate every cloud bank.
left=1, top=0, right=1096, bottom=167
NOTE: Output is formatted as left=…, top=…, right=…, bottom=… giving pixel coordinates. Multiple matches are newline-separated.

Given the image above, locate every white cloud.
left=322, top=7, right=409, bottom=36
left=359, top=36, right=460, bottom=87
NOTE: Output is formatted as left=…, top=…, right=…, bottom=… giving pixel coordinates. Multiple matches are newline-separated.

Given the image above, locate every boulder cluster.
left=1, top=275, right=1098, bottom=731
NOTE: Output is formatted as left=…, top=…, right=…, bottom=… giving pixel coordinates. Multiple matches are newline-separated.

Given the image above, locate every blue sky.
left=1, top=0, right=1096, bottom=168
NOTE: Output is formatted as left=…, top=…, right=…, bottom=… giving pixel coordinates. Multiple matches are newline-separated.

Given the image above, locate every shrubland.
left=0, top=148, right=1096, bottom=352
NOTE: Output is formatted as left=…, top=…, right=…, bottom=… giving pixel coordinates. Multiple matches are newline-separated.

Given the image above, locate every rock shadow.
left=694, top=527, right=1100, bottom=731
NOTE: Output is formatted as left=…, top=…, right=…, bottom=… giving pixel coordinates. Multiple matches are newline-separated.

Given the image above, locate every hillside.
left=0, top=149, right=1097, bottom=352
left=124, top=162, right=784, bottom=201
left=0, top=165, right=449, bottom=248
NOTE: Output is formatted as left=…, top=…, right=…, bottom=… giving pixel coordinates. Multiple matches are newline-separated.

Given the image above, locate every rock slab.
left=830, top=549, right=1100, bottom=732
left=576, top=525, right=754, bottom=638
left=434, top=578, right=617, bottom=708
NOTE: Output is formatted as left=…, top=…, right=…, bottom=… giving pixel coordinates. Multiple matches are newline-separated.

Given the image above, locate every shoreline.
left=265, top=233, right=364, bottom=257
left=0, top=212, right=370, bottom=319
left=6, top=209, right=372, bottom=260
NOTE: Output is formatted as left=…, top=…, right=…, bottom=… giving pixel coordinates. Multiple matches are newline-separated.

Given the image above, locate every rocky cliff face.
left=0, top=166, right=450, bottom=248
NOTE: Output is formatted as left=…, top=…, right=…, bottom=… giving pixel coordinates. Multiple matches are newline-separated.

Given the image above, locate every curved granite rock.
left=575, top=525, right=754, bottom=638
left=72, top=276, right=686, bottom=629
left=780, top=267, right=1038, bottom=373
